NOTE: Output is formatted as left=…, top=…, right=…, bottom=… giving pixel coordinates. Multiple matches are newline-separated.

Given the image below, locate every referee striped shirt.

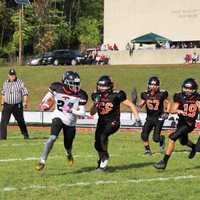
left=1, top=79, right=28, bottom=104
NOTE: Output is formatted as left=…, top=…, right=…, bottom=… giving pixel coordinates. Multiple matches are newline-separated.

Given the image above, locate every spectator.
left=107, top=44, right=113, bottom=51
left=113, top=43, right=119, bottom=51
left=100, top=44, right=107, bottom=51
left=184, top=53, right=192, bottom=64
left=126, top=42, right=131, bottom=51
left=192, top=52, right=199, bottom=64
left=164, top=41, right=170, bottom=49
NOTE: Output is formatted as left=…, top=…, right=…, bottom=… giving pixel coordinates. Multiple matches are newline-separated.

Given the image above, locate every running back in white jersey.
left=48, top=82, right=88, bottom=126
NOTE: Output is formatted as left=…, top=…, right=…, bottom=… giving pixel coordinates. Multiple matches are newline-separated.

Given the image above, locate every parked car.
left=42, top=49, right=85, bottom=66
left=26, top=54, right=44, bottom=66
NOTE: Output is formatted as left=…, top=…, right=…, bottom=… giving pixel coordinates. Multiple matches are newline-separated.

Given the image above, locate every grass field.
left=0, top=128, right=200, bottom=200
left=1, top=64, right=200, bottom=110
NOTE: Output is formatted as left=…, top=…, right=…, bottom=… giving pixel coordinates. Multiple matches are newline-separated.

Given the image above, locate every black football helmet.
left=62, top=71, right=80, bottom=93
left=182, top=78, right=198, bottom=96
left=148, top=76, right=160, bottom=92
left=96, top=75, right=113, bottom=94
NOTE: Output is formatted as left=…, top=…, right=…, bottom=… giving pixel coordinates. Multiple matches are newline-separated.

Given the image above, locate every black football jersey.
left=141, top=90, right=168, bottom=118
left=174, top=92, right=200, bottom=123
left=91, top=90, right=127, bottom=122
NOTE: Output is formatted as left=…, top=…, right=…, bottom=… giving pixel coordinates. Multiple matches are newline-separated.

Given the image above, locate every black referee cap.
left=8, top=68, right=16, bottom=75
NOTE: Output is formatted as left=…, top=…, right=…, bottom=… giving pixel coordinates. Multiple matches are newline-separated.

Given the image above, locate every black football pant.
left=95, top=120, right=120, bottom=160
left=141, top=117, right=164, bottom=143
left=51, top=118, right=76, bottom=152
left=169, top=120, right=195, bottom=145
left=0, top=103, right=28, bottom=140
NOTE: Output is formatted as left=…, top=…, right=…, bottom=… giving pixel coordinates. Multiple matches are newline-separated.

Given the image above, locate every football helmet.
left=96, top=75, right=113, bottom=94
left=148, top=76, right=160, bottom=92
left=182, top=78, right=198, bottom=96
left=62, top=71, right=80, bottom=93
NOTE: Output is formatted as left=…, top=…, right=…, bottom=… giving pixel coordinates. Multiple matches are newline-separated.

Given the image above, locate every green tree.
left=0, top=0, right=15, bottom=48
left=54, top=21, right=72, bottom=49
left=35, top=31, right=55, bottom=53
left=75, top=16, right=100, bottom=50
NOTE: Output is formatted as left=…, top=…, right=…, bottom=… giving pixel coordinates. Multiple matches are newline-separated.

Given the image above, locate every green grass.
left=1, top=64, right=200, bottom=110
left=0, top=128, right=200, bottom=200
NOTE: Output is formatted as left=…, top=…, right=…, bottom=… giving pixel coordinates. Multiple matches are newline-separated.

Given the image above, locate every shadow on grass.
left=74, top=161, right=155, bottom=174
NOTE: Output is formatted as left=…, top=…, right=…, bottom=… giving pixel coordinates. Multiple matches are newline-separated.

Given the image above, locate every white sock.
left=40, top=158, right=45, bottom=164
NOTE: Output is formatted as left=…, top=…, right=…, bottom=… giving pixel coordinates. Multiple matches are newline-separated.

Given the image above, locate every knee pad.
left=141, top=132, right=148, bottom=141
left=50, top=135, right=57, bottom=141
left=47, top=135, right=57, bottom=144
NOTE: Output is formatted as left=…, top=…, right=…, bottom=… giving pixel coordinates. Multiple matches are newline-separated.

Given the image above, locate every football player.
left=36, top=71, right=88, bottom=171
left=90, top=75, right=141, bottom=171
left=154, top=78, right=200, bottom=170
left=139, top=76, right=170, bottom=155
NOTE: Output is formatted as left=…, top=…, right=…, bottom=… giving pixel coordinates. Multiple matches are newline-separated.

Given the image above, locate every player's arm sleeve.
left=41, top=91, right=54, bottom=103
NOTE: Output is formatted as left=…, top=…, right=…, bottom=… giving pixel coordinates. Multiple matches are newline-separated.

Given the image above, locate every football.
left=40, top=98, right=55, bottom=111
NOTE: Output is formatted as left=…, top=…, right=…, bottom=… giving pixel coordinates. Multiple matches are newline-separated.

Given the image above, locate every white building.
left=104, top=0, right=200, bottom=49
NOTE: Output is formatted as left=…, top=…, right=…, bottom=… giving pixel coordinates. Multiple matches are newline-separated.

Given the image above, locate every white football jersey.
left=49, top=82, right=88, bottom=126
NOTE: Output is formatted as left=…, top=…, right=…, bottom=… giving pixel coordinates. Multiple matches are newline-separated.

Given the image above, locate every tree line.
left=0, top=0, right=103, bottom=60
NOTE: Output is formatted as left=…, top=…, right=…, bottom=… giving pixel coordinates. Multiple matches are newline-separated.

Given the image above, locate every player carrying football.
left=154, top=78, right=200, bottom=170
left=139, top=76, right=170, bottom=155
left=36, top=71, right=88, bottom=171
left=90, top=75, right=141, bottom=171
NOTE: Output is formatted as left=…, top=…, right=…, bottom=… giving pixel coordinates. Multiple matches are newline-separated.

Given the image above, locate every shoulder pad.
left=141, top=91, right=148, bottom=99
left=49, top=82, right=62, bottom=93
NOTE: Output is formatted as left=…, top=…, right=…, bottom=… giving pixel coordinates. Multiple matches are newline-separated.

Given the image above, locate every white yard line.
left=0, top=154, right=119, bottom=163
left=2, top=175, right=199, bottom=192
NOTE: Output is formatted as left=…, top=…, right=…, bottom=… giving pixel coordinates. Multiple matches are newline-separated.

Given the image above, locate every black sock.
left=160, top=135, right=165, bottom=146
left=145, top=145, right=151, bottom=151
left=163, top=154, right=170, bottom=164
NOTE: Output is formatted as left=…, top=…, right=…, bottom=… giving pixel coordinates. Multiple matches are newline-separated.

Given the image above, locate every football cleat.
left=188, top=148, right=196, bottom=159
left=67, top=154, right=74, bottom=166
left=35, top=162, right=45, bottom=171
left=144, top=149, right=152, bottom=156
left=153, top=160, right=167, bottom=170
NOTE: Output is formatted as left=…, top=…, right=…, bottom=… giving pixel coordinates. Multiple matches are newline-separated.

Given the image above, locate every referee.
left=0, top=68, right=29, bottom=140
